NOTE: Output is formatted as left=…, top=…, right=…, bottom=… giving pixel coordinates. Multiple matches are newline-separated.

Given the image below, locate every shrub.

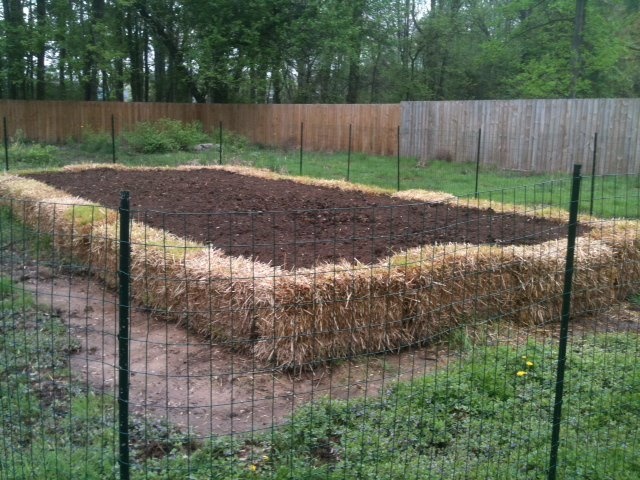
left=122, top=119, right=208, bottom=154
left=7, top=130, right=58, bottom=165
left=220, top=130, right=249, bottom=154
left=79, top=126, right=113, bottom=154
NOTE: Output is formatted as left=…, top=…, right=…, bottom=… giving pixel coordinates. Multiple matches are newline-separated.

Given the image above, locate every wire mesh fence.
left=0, top=168, right=639, bottom=479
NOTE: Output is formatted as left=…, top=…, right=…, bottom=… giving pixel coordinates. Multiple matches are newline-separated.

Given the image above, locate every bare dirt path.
left=12, top=260, right=446, bottom=437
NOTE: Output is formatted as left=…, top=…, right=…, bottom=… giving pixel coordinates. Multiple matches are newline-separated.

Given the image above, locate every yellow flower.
left=526, top=361, right=534, bottom=367
left=262, top=455, right=270, bottom=462
left=249, top=464, right=257, bottom=472
left=516, top=371, right=528, bottom=377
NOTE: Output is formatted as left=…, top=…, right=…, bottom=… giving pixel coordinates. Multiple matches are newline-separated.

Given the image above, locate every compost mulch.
left=28, top=168, right=571, bottom=269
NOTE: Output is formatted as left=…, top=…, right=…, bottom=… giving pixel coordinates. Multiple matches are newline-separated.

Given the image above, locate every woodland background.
left=1, top=0, right=639, bottom=104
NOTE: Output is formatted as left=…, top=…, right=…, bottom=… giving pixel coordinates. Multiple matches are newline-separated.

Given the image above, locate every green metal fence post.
left=475, top=128, right=482, bottom=197
left=219, top=121, right=223, bottom=165
left=111, top=115, right=117, bottom=164
left=299, top=122, right=304, bottom=176
left=397, top=125, right=401, bottom=191
left=347, top=123, right=352, bottom=182
left=118, top=191, right=131, bottom=480
left=589, top=132, right=598, bottom=217
left=548, top=164, right=582, bottom=480
left=3, top=117, right=8, bottom=171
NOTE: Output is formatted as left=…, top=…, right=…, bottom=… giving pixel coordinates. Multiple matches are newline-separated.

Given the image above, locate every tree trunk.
left=101, top=69, right=109, bottom=100
left=35, top=0, right=47, bottom=99
left=114, top=56, right=124, bottom=101
left=58, top=46, right=67, bottom=99
left=571, top=0, right=587, bottom=98
left=154, top=40, right=167, bottom=102
left=346, top=0, right=366, bottom=103
left=346, top=60, right=360, bottom=104
left=83, top=0, right=105, bottom=101
left=369, top=47, right=382, bottom=103
left=4, top=0, right=26, bottom=99
left=126, top=11, right=144, bottom=102
left=143, top=32, right=150, bottom=102
left=272, top=66, right=282, bottom=104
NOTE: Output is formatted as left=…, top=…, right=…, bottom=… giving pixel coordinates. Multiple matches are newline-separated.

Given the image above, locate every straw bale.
left=254, top=260, right=417, bottom=367
left=392, top=189, right=456, bottom=204
left=61, top=163, right=139, bottom=173
left=135, top=243, right=275, bottom=344
left=506, top=238, right=618, bottom=324
left=0, top=174, right=105, bottom=257
left=253, top=245, right=520, bottom=367
left=252, top=237, right=623, bottom=368
left=586, top=220, right=640, bottom=299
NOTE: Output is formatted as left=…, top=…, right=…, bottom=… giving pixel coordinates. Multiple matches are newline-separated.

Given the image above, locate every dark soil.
left=27, top=168, right=573, bottom=269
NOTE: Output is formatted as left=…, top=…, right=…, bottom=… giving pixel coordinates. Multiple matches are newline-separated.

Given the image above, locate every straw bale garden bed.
left=1, top=164, right=638, bottom=368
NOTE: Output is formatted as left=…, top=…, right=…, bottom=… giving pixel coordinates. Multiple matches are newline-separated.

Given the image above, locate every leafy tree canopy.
left=0, top=0, right=638, bottom=102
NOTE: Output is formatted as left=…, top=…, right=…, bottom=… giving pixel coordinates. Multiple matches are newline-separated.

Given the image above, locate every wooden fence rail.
left=1, top=99, right=638, bottom=173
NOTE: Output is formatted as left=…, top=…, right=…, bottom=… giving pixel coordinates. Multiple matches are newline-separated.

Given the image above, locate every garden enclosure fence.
left=1, top=98, right=639, bottom=174
left=0, top=167, right=639, bottom=478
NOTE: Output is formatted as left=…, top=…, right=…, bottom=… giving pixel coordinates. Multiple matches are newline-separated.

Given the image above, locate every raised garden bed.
left=0, top=165, right=636, bottom=368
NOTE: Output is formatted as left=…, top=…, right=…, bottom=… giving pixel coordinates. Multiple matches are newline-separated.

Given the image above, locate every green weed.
left=239, top=334, right=639, bottom=479
left=0, top=276, right=34, bottom=310
left=122, top=119, right=208, bottom=154
left=65, top=204, right=110, bottom=226
left=78, top=126, right=115, bottom=155
left=0, top=274, right=118, bottom=479
left=92, top=332, right=637, bottom=479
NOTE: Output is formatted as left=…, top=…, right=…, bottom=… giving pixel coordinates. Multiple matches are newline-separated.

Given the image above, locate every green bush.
left=122, top=118, right=208, bottom=154
left=220, top=130, right=249, bottom=154
left=79, top=126, right=113, bottom=154
left=7, top=130, right=58, bottom=165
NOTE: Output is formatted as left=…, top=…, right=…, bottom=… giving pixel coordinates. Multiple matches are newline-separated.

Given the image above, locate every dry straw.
left=0, top=166, right=637, bottom=368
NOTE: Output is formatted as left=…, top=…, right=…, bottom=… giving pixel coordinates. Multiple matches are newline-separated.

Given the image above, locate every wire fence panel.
left=0, top=170, right=639, bottom=479
left=0, top=198, right=121, bottom=479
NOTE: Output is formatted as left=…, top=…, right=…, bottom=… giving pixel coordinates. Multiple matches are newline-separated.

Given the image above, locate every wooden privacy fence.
left=0, top=100, right=400, bottom=157
left=401, top=99, right=640, bottom=174
left=201, top=104, right=401, bottom=156
left=1, top=98, right=638, bottom=173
